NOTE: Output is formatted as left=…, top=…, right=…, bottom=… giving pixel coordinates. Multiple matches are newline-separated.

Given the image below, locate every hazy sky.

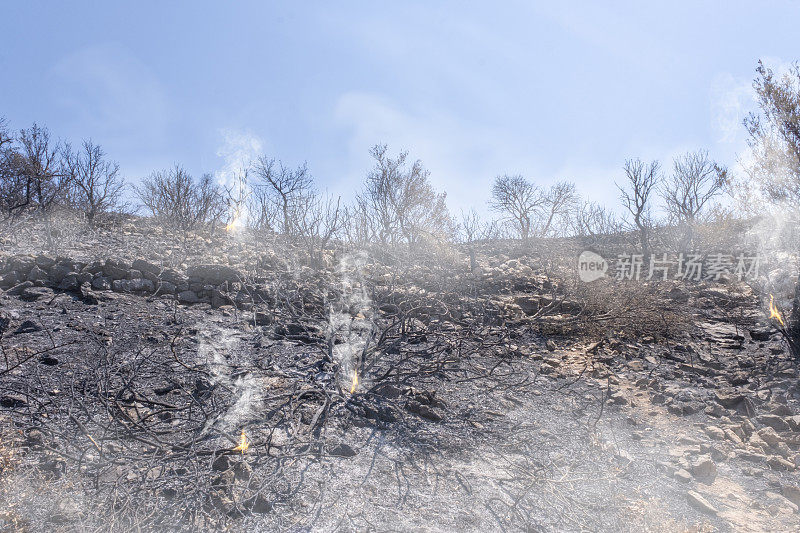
left=2, top=1, right=799, bottom=213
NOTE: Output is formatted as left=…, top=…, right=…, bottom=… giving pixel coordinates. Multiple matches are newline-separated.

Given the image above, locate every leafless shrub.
left=617, top=159, right=661, bottom=263
left=456, top=208, right=498, bottom=272
left=565, top=278, right=690, bottom=341
left=661, top=150, right=727, bottom=249
left=489, top=174, right=539, bottom=240
left=291, top=191, right=343, bottom=268
left=64, top=139, right=126, bottom=225
left=489, top=175, right=577, bottom=240
left=341, top=200, right=374, bottom=248
left=0, top=123, right=71, bottom=224
left=742, top=60, right=800, bottom=344
left=252, top=157, right=312, bottom=236
left=136, top=165, right=225, bottom=233
left=222, top=165, right=251, bottom=231
left=355, top=144, right=452, bottom=250
left=744, top=61, right=800, bottom=205
left=573, top=200, right=622, bottom=243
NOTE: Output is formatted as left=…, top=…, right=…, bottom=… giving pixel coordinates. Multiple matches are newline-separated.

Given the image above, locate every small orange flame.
left=769, top=294, right=786, bottom=327
left=233, top=429, right=249, bottom=454
left=350, top=370, right=358, bottom=394
left=225, top=207, right=244, bottom=233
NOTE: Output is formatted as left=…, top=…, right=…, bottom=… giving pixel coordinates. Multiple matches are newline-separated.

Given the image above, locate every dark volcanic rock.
left=103, top=259, right=130, bottom=280
left=328, top=443, right=357, bottom=457
left=187, top=264, right=241, bottom=285
left=178, top=290, right=201, bottom=304
left=750, top=327, right=774, bottom=342
left=14, top=319, right=41, bottom=334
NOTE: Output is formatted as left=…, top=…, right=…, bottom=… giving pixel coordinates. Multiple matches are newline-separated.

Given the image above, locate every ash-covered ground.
left=2, top=218, right=800, bottom=532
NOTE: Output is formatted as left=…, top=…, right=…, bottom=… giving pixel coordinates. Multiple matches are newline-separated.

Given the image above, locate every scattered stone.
left=704, top=426, right=725, bottom=440
left=767, top=455, right=796, bottom=471
left=187, top=264, right=241, bottom=284
left=782, top=485, right=800, bottom=506
left=757, top=414, right=791, bottom=432
left=714, top=391, right=745, bottom=409
left=686, top=490, right=718, bottom=515
left=178, top=290, right=201, bottom=304
left=13, top=320, right=41, bottom=335
left=691, top=456, right=717, bottom=483
left=328, top=443, right=357, bottom=457
left=102, top=259, right=129, bottom=280
left=757, top=427, right=782, bottom=447
left=92, top=276, right=111, bottom=290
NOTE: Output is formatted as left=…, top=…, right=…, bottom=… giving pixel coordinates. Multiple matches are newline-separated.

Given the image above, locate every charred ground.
left=1, top=217, right=799, bottom=532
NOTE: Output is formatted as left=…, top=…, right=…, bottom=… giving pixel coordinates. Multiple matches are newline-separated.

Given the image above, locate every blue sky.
left=2, top=1, right=799, bottom=213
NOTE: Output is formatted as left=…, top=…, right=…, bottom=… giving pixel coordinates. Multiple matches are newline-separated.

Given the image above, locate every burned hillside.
left=1, top=217, right=800, bottom=532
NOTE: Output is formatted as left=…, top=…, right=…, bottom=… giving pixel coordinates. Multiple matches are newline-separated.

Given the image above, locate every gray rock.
left=782, top=485, right=800, bottom=506
left=178, top=290, right=200, bottom=304
left=155, top=281, right=177, bottom=295
left=57, top=272, right=82, bottom=291
left=6, top=281, right=33, bottom=296
left=48, top=264, right=72, bottom=285
left=159, top=268, right=187, bottom=286
left=704, top=426, right=725, bottom=440
left=0, top=271, right=21, bottom=289
left=691, top=456, right=717, bottom=482
left=687, top=490, right=718, bottom=515
left=112, top=279, right=130, bottom=292
left=103, top=259, right=130, bottom=280
left=757, top=414, right=791, bottom=432
left=132, top=259, right=160, bottom=276
left=187, top=264, right=241, bottom=285
left=92, top=276, right=111, bottom=290
left=34, top=255, right=55, bottom=269
left=328, top=443, right=357, bottom=457
left=27, top=266, right=48, bottom=283
left=758, top=427, right=782, bottom=447
left=83, top=261, right=104, bottom=275
left=129, top=278, right=155, bottom=293
left=6, top=255, right=35, bottom=276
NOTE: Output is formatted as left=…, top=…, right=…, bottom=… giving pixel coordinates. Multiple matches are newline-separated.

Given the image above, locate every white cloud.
left=50, top=44, right=169, bottom=144
left=333, top=91, right=545, bottom=215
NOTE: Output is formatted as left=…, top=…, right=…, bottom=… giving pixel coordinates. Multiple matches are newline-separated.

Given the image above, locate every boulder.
left=27, top=266, right=48, bottom=283
left=48, top=264, right=73, bottom=285
left=686, top=491, right=718, bottom=515
left=57, top=272, right=82, bottom=291
left=178, top=290, right=201, bottom=304
left=103, top=259, right=130, bottom=280
left=187, top=264, right=241, bottom=285
left=757, top=414, right=791, bottom=432
left=691, top=456, right=717, bottom=482
left=92, top=276, right=111, bottom=290
left=131, top=259, right=161, bottom=276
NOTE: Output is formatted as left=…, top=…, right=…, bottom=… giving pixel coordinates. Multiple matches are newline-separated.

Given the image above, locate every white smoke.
left=328, top=252, right=374, bottom=392
left=214, top=129, right=264, bottom=231
left=215, top=128, right=263, bottom=186
left=197, top=321, right=262, bottom=432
